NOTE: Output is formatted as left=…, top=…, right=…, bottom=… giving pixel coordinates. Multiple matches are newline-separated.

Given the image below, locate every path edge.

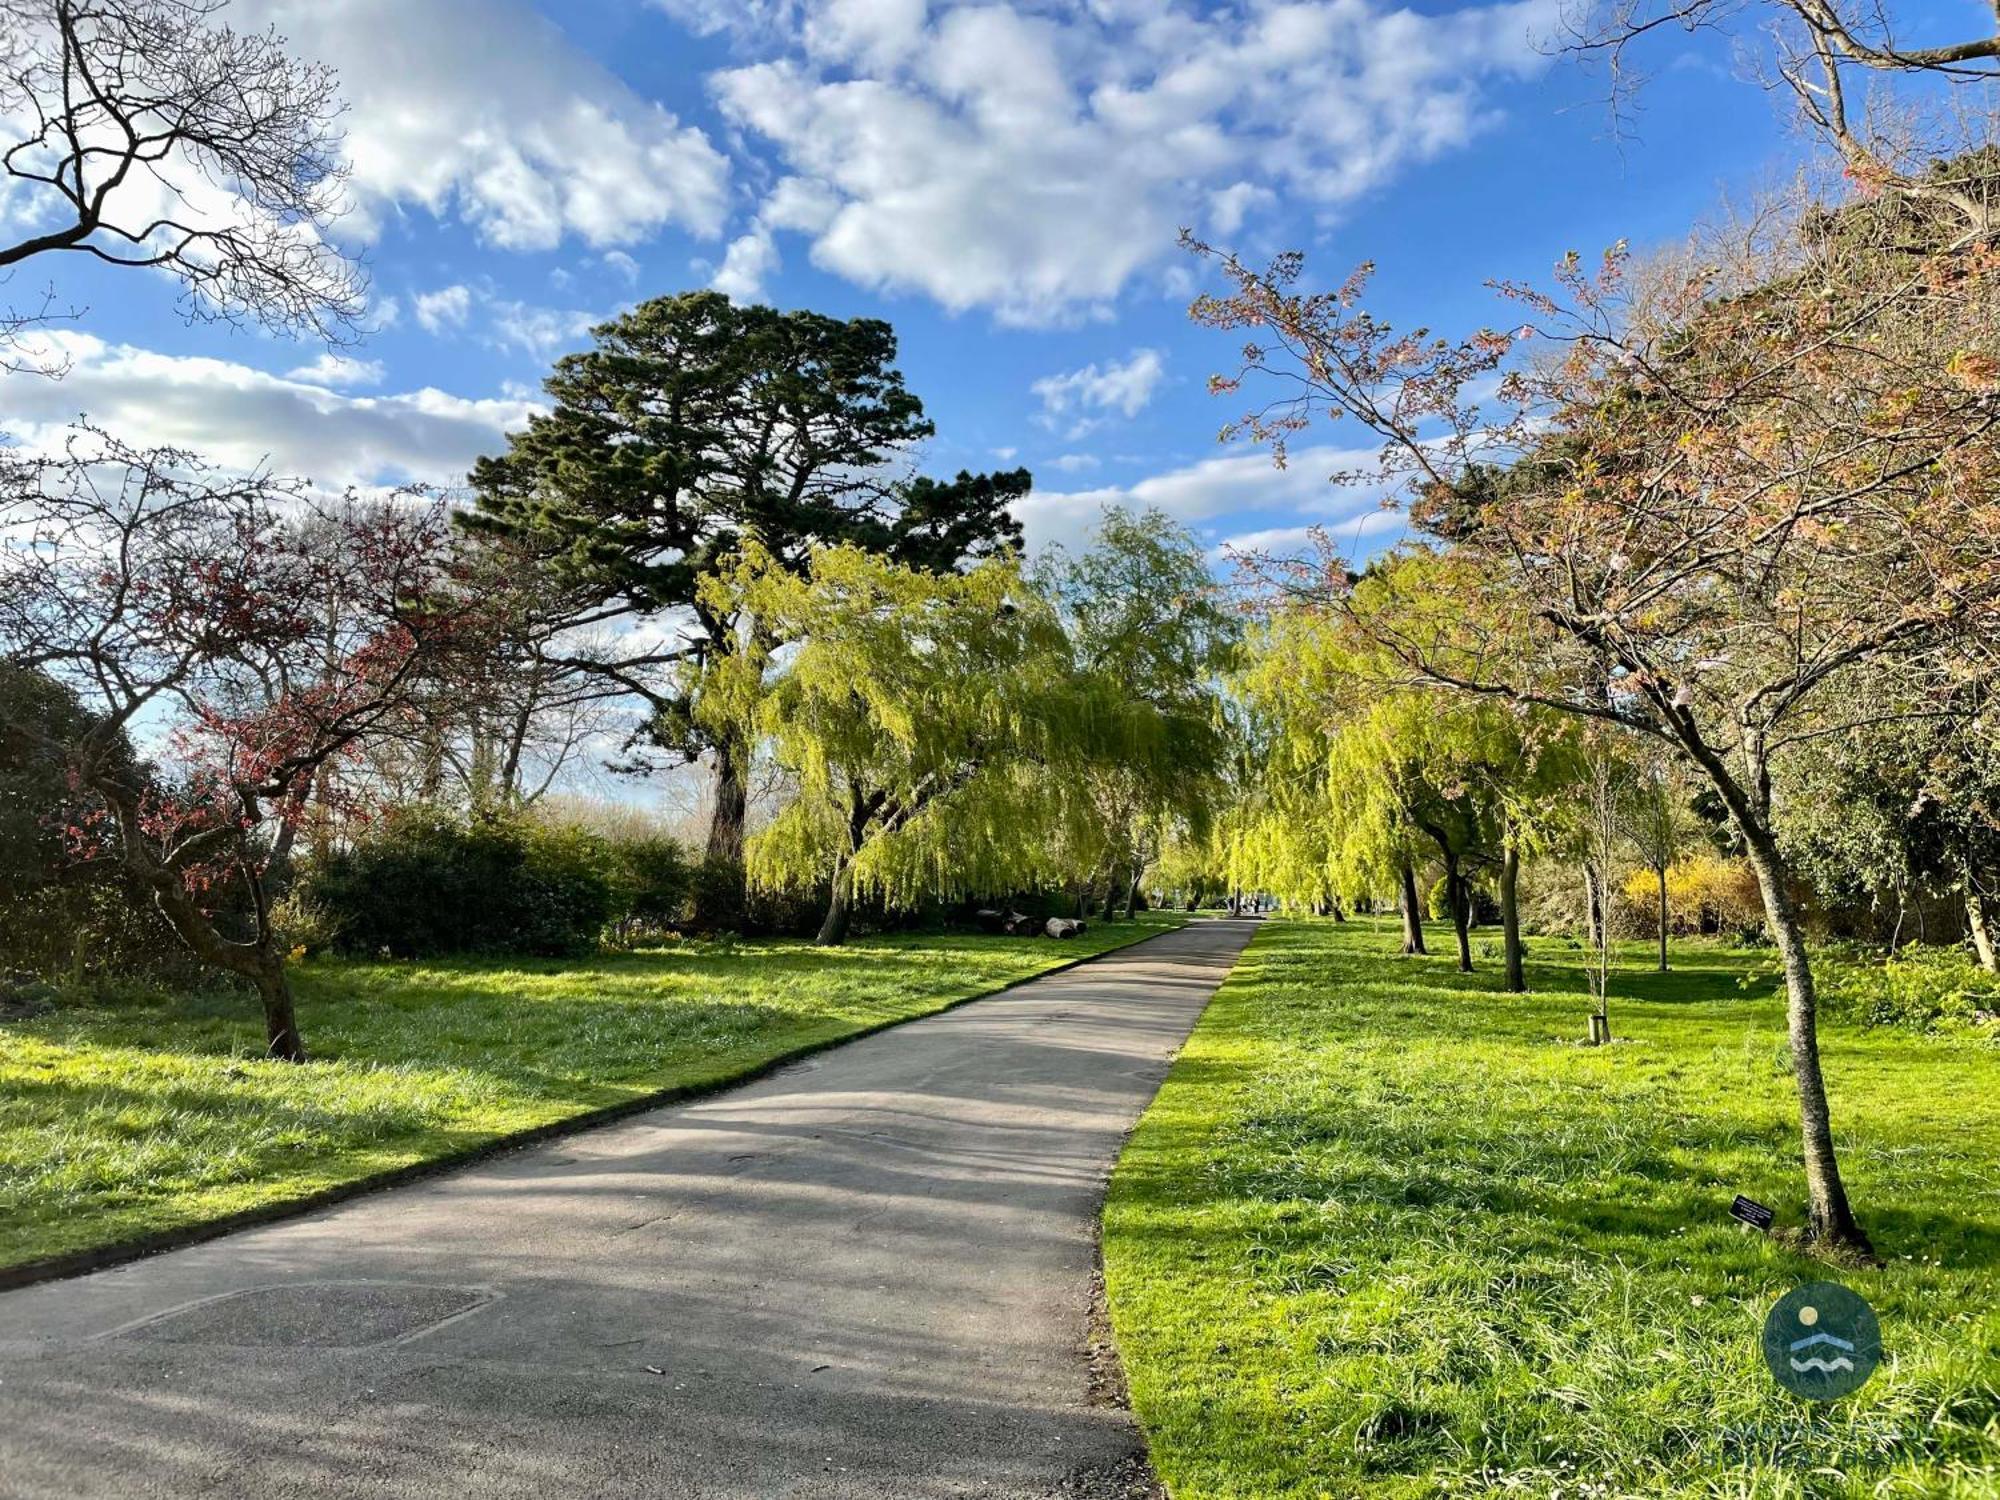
left=0, top=919, right=1199, bottom=1296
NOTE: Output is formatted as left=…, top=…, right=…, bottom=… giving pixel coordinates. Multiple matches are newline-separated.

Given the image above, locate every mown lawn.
left=0, top=915, right=1182, bottom=1274
left=1104, top=917, right=2000, bottom=1499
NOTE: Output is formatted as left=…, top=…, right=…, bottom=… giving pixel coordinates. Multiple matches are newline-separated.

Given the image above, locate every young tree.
left=0, top=0, right=361, bottom=342
left=702, top=543, right=1107, bottom=946
left=0, top=428, right=463, bottom=1059
left=462, top=292, right=1025, bottom=867
left=1182, top=162, right=2000, bottom=1251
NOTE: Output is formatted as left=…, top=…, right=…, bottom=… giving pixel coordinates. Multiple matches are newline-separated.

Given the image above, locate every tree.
left=1182, top=158, right=2000, bottom=1252
left=703, top=543, right=1109, bottom=945
left=462, top=291, right=1026, bottom=867
left=1775, top=671, right=2000, bottom=964
left=1624, top=744, right=1690, bottom=973
left=0, top=428, right=464, bottom=1059
left=0, top=0, right=361, bottom=343
left=1037, top=506, right=1239, bottom=920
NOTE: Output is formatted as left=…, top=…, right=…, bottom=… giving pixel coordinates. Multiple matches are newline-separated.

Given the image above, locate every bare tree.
left=1564, top=0, right=2000, bottom=236
left=0, top=0, right=360, bottom=341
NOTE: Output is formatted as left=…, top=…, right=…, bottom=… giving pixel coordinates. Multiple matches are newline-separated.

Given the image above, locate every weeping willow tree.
left=702, top=542, right=1178, bottom=944
left=1038, top=505, right=1240, bottom=918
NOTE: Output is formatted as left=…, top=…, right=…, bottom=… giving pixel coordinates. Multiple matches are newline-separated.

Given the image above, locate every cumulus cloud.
left=708, top=0, right=1554, bottom=324
left=1, top=333, right=537, bottom=490
left=1032, top=349, right=1166, bottom=436
left=240, top=0, right=730, bottom=251
left=414, top=284, right=474, bottom=334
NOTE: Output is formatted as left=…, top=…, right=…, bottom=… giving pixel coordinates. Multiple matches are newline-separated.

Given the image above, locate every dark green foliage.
left=0, top=666, right=203, bottom=987
left=308, top=809, right=616, bottom=958
left=1426, top=874, right=1497, bottom=925
left=607, top=835, right=691, bottom=935
left=683, top=854, right=824, bottom=938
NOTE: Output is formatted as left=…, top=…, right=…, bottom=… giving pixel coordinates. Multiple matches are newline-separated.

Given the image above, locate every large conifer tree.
left=462, top=291, right=1026, bottom=861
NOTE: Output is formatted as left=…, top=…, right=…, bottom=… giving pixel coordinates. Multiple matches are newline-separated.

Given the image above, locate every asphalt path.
left=0, top=918, right=1257, bottom=1499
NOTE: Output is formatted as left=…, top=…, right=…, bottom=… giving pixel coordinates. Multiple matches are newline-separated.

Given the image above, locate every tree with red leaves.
left=0, top=426, right=463, bottom=1060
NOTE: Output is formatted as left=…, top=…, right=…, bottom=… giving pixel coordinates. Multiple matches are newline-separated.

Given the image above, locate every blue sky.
left=3, top=0, right=1811, bottom=561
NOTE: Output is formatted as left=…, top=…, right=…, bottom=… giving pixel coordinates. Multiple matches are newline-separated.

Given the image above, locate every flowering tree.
left=0, top=428, right=461, bottom=1059
left=1185, top=159, right=2000, bottom=1254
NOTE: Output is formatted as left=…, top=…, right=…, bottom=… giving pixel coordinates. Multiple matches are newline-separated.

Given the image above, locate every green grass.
left=0, top=914, right=1182, bottom=1274
left=1104, top=917, right=2000, bottom=1499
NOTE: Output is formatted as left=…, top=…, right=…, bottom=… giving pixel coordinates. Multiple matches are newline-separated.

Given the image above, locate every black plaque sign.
left=1730, top=1195, right=1776, bottom=1232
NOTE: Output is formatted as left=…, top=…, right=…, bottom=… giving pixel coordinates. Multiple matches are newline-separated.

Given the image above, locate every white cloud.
left=284, top=352, right=387, bottom=388
left=414, top=284, right=473, bottom=334
left=241, top=0, right=730, bottom=251
left=1013, top=442, right=1389, bottom=553
left=486, top=299, right=600, bottom=359
left=712, top=232, right=782, bottom=302
left=709, top=0, right=1554, bottom=323
left=1049, top=452, right=1100, bottom=473
left=0, top=333, right=537, bottom=490
left=602, top=250, right=643, bottom=284
left=1032, top=348, right=1166, bottom=435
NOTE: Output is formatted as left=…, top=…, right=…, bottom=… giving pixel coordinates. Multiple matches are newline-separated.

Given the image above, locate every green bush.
left=308, top=808, right=617, bottom=958
left=608, top=834, right=691, bottom=938
left=1817, top=944, right=2000, bottom=1031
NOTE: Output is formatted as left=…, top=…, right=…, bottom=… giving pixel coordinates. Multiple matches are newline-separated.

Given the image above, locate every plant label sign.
left=1730, top=1195, right=1776, bottom=1232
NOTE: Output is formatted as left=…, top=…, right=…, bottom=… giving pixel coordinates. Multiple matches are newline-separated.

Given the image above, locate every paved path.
left=0, top=919, right=1256, bottom=1500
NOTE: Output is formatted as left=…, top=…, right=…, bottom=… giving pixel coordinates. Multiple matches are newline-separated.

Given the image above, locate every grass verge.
left=1103, top=916, right=2000, bottom=1498
left=0, top=914, right=1183, bottom=1278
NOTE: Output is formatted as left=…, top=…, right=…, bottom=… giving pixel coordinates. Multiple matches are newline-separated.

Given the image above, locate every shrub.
left=1817, top=945, right=2000, bottom=1031
left=608, top=834, right=691, bottom=939
left=1623, top=855, right=1765, bottom=938
left=308, top=808, right=616, bottom=958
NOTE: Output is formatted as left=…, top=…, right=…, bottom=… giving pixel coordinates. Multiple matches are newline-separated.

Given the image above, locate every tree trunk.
left=1500, top=835, right=1525, bottom=993
left=1657, top=865, right=1671, bottom=973
left=705, top=736, right=749, bottom=864
left=1967, top=880, right=1997, bottom=974
left=1100, top=864, right=1121, bottom=922
left=1447, top=863, right=1473, bottom=973
left=1123, top=869, right=1141, bottom=922
left=255, top=962, right=307, bottom=1062
left=1582, top=862, right=1603, bottom=947
left=1742, top=828, right=1871, bottom=1256
left=1399, top=859, right=1427, bottom=955
left=816, top=864, right=853, bottom=946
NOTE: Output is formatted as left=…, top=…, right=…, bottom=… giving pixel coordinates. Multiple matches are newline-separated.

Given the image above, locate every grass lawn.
left=0, top=914, right=1182, bottom=1276
left=1104, top=917, right=2000, bottom=1499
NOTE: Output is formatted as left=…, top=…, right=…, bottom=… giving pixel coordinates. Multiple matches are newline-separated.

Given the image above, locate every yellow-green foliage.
left=703, top=543, right=1151, bottom=907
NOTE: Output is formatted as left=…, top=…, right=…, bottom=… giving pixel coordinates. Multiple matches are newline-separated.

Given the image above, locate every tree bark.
left=705, top=734, right=749, bottom=864
left=1447, top=862, right=1473, bottom=973
left=1500, top=834, right=1525, bottom=993
left=1123, top=868, right=1141, bottom=922
left=816, top=863, right=852, bottom=946
left=1100, top=864, right=1121, bottom=922
left=1742, top=827, right=1871, bottom=1256
left=1967, top=880, right=1998, bottom=974
left=254, top=961, right=307, bottom=1062
left=1657, top=865, right=1671, bottom=973
left=1399, top=859, right=1427, bottom=955
left=1582, top=861, right=1603, bottom=947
